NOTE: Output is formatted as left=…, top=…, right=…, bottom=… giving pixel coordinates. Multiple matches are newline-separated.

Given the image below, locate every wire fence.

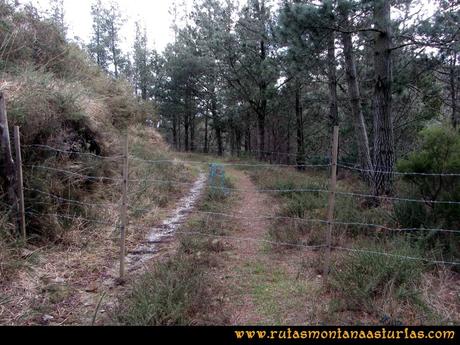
left=22, top=164, right=460, bottom=205
left=3, top=133, right=459, bottom=284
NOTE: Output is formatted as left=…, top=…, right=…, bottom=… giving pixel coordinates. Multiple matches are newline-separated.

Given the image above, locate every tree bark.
left=327, top=29, right=339, bottom=128
left=190, top=114, right=195, bottom=152
left=295, top=81, right=305, bottom=170
left=172, top=114, right=178, bottom=149
left=257, top=112, right=266, bottom=160
left=211, top=93, right=223, bottom=156
left=450, top=51, right=458, bottom=129
left=184, top=86, right=191, bottom=152
left=204, top=113, right=209, bottom=153
left=244, top=111, right=251, bottom=153
left=372, top=0, right=395, bottom=197
left=258, top=31, right=268, bottom=160
left=340, top=8, right=373, bottom=181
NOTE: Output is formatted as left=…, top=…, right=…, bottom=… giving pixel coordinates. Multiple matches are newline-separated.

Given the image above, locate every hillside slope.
left=0, top=3, right=201, bottom=325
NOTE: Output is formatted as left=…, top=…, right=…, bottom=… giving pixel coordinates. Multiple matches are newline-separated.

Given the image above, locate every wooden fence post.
left=0, top=92, right=18, bottom=224
left=14, top=126, right=26, bottom=241
left=119, top=133, right=129, bottom=281
left=323, top=126, right=339, bottom=282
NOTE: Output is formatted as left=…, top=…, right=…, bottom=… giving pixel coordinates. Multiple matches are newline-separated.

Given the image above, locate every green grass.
left=116, top=168, right=237, bottom=326
left=329, top=237, right=429, bottom=321
left=116, top=255, right=208, bottom=325
left=236, top=259, right=321, bottom=325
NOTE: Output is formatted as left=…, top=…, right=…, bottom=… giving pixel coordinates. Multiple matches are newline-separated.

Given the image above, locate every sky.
left=33, top=0, right=188, bottom=52
left=31, top=0, right=437, bottom=54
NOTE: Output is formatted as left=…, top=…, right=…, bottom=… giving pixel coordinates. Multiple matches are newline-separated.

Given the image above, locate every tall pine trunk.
left=372, top=0, right=395, bottom=196
left=190, top=114, right=195, bottom=152
left=450, top=52, right=458, bottom=129
left=295, top=81, right=305, bottom=170
left=327, top=25, right=338, bottom=129
left=340, top=7, right=373, bottom=181
left=172, top=114, right=178, bottom=149
left=184, top=87, right=190, bottom=152
left=257, top=112, right=266, bottom=160
left=211, top=93, right=223, bottom=156
left=258, top=37, right=267, bottom=161
left=204, top=114, right=209, bottom=153
left=245, top=111, right=251, bottom=153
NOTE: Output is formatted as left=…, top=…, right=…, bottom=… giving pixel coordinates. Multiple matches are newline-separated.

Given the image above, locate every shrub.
left=396, top=125, right=460, bottom=259
left=331, top=238, right=425, bottom=313
left=117, top=256, right=207, bottom=325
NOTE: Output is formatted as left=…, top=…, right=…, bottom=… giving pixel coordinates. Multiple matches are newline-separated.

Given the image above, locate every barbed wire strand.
left=22, top=144, right=123, bottom=160
left=25, top=165, right=122, bottom=182
left=25, top=165, right=460, bottom=205
left=22, top=208, right=459, bottom=266
left=24, top=187, right=120, bottom=208
left=25, top=211, right=118, bottom=227
left=337, top=163, right=460, bottom=177
left=154, top=228, right=460, bottom=266
left=332, top=246, right=460, bottom=266
left=20, top=143, right=460, bottom=176
left=127, top=206, right=460, bottom=234
left=129, top=156, right=330, bottom=168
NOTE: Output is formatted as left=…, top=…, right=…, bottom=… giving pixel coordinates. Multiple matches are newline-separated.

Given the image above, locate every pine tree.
left=133, top=22, right=150, bottom=100
left=88, top=0, right=109, bottom=71
left=105, top=1, right=124, bottom=78
left=48, top=0, right=66, bottom=35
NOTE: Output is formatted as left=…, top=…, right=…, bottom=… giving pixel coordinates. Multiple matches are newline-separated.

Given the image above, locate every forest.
left=83, top=0, right=459, bottom=197
left=0, top=0, right=459, bottom=328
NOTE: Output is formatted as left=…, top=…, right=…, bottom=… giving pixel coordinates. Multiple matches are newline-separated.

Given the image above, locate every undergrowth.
left=116, top=171, right=237, bottom=325
left=242, top=164, right=458, bottom=324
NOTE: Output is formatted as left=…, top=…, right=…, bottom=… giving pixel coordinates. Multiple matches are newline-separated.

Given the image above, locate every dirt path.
left=0, top=172, right=207, bottom=326
left=216, top=169, right=324, bottom=325
left=225, top=170, right=273, bottom=324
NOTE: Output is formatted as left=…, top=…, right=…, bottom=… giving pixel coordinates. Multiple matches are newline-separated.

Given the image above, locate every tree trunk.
left=230, top=123, right=235, bottom=156
left=258, top=36, right=267, bottom=160
left=211, top=94, right=223, bottom=156
left=295, top=81, right=305, bottom=170
left=190, top=113, right=195, bottom=152
left=184, top=117, right=189, bottom=152
left=178, top=115, right=182, bottom=151
left=257, top=112, right=266, bottom=160
left=287, top=115, right=291, bottom=165
left=245, top=111, right=251, bottom=153
left=340, top=9, right=373, bottom=181
left=450, top=51, right=458, bottom=129
left=172, top=114, right=178, bottom=149
left=184, top=87, right=191, bottom=152
left=372, top=0, right=395, bottom=197
left=204, top=114, right=209, bottom=153
left=141, top=85, right=147, bottom=101
left=235, top=128, right=242, bottom=157
left=327, top=29, right=339, bottom=128
left=216, top=128, right=223, bottom=156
